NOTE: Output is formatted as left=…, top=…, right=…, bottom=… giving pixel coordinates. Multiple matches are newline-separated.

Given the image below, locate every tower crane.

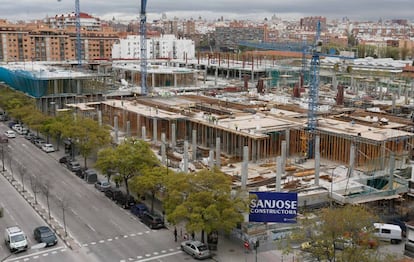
left=306, top=20, right=322, bottom=158
left=140, top=0, right=148, bottom=95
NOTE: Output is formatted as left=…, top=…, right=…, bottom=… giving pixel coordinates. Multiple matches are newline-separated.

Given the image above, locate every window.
left=381, top=229, right=391, bottom=234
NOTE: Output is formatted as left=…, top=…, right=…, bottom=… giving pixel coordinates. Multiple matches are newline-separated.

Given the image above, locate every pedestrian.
left=184, top=232, right=189, bottom=240
left=174, top=227, right=178, bottom=242
left=191, top=232, right=195, bottom=240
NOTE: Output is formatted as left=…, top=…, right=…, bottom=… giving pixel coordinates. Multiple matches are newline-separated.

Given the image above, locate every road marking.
left=135, top=251, right=182, bottom=262
left=87, top=223, right=96, bottom=232
left=130, top=233, right=136, bottom=237
left=4, top=246, right=64, bottom=262
left=91, top=242, right=96, bottom=245
left=99, top=240, right=105, bottom=243
left=107, top=238, right=113, bottom=242
left=153, top=252, right=159, bottom=255
left=161, top=250, right=166, bottom=253
left=145, top=254, right=151, bottom=257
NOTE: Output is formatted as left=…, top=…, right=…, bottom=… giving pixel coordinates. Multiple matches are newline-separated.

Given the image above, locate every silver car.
left=181, top=240, right=211, bottom=259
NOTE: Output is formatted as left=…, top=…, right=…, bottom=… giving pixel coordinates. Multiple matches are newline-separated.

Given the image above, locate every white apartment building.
left=112, top=34, right=195, bottom=60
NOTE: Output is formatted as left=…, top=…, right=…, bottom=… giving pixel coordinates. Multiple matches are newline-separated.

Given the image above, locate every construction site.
left=1, top=9, right=414, bottom=243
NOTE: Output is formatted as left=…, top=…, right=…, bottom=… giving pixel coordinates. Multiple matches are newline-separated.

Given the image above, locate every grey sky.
left=1, top=0, right=413, bottom=22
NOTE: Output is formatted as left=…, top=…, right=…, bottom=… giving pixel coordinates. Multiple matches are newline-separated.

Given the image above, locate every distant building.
left=300, top=16, right=327, bottom=31
left=0, top=19, right=118, bottom=62
left=111, top=34, right=195, bottom=60
left=214, top=25, right=267, bottom=51
left=44, top=12, right=102, bottom=31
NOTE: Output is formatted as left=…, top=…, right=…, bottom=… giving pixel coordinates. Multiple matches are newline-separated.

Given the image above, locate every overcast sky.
left=2, top=0, right=413, bottom=22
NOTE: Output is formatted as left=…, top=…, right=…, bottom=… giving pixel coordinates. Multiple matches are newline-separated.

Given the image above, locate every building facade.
left=111, top=34, right=195, bottom=60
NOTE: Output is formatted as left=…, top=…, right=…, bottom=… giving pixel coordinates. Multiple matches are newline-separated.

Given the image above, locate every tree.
left=96, top=138, right=160, bottom=206
left=285, top=205, right=394, bottom=262
left=164, top=168, right=247, bottom=243
left=130, top=166, right=167, bottom=213
left=63, top=116, right=111, bottom=168
left=95, top=146, right=118, bottom=183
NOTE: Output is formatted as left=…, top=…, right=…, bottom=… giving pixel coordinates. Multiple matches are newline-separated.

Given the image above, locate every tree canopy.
left=164, top=168, right=247, bottom=242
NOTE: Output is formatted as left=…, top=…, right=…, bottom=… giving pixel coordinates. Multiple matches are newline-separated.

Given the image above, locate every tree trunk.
left=84, top=156, right=87, bottom=169
left=151, top=191, right=155, bottom=213
left=201, top=229, right=205, bottom=243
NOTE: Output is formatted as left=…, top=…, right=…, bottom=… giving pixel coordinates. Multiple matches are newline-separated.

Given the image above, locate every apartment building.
left=111, top=34, right=195, bottom=60
left=0, top=18, right=118, bottom=62
left=214, top=24, right=267, bottom=51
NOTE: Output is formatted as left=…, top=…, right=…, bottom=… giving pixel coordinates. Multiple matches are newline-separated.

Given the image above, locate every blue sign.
left=249, top=192, right=298, bottom=223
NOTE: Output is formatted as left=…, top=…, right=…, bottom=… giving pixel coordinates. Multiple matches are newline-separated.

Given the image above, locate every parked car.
left=33, top=226, right=57, bottom=247
left=104, top=188, right=136, bottom=209
left=181, top=240, right=211, bottom=259
left=34, top=139, right=46, bottom=148
left=24, top=132, right=36, bottom=141
left=66, top=160, right=81, bottom=172
left=83, top=169, right=98, bottom=184
left=59, top=155, right=69, bottom=164
left=130, top=203, right=148, bottom=218
left=4, top=130, right=16, bottom=138
left=94, top=180, right=111, bottom=192
left=41, top=144, right=55, bottom=153
left=8, top=121, right=17, bottom=129
left=140, top=211, right=165, bottom=229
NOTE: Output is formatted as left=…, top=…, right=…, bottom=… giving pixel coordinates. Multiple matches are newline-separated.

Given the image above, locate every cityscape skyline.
left=1, top=0, right=413, bottom=23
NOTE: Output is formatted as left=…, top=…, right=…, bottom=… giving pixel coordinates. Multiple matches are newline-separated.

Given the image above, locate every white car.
left=41, top=144, right=55, bottom=153
left=4, top=130, right=16, bottom=138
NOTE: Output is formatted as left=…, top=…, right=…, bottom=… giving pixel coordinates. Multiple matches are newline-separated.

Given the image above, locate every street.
left=0, top=123, right=200, bottom=262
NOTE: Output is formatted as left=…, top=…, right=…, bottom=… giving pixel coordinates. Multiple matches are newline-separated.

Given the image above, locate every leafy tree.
left=95, top=146, right=118, bottom=183
left=285, top=205, right=395, bottom=262
left=62, top=116, right=111, bottom=168
left=96, top=138, right=159, bottom=204
left=164, top=168, right=248, bottom=243
left=130, top=166, right=167, bottom=213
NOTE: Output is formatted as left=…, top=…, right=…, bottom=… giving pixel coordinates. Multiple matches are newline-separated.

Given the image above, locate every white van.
left=4, top=226, right=28, bottom=252
left=373, top=223, right=403, bottom=244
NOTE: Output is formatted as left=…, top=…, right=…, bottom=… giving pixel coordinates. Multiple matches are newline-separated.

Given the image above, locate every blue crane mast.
left=306, top=21, right=322, bottom=158
left=140, top=0, right=148, bottom=95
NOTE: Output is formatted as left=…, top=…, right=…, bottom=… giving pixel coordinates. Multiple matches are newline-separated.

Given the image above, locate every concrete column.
left=389, top=153, right=395, bottom=191
left=241, top=146, right=249, bottom=190
left=204, top=68, right=207, bottom=84
left=153, top=118, right=157, bottom=143
left=380, top=142, right=386, bottom=170
left=410, top=161, right=414, bottom=181
left=251, top=70, right=254, bottom=84
left=161, top=133, right=166, bottom=165
left=152, top=72, right=155, bottom=89
left=239, top=70, right=242, bottom=81
left=114, top=116, right=119, bottom=144
left=76, top=79, right=81, bottom=95
left=137, top=115, right=141, bottom=137
left=276, top=156, right=282, bottom=192
left=98, top=110, right=102, bottom=126
left=314, top=136, right=320, bottom=186
left=216, top=137, right=221, bottom=168
left=171, top=123, right=176, bottom=148
left=54, top=79, right=58, bottom=94
left=349, top=143, right=355, bottom=177
left=285, top=129, right=290, bottom=157
left=183, top=140, right=189, bottom=173
left=281, top=141, right=287, bottom=174
left=252, top=140, right=257, bottom=163
left=192, top=130, right=197, bottom=161
left=126, top=121, right=131, bottom=137
left=209, top=150, right=214, bottom=169
left=142, top=126, right=146, bottom=140
left=174, top=73, right=177, bottom=88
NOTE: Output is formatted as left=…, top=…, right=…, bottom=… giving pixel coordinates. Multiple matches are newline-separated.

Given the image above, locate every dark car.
left=130, top=203, right=148, bottom=218
left=140, top=211, right=165, bottom=229
left=33, top=226, right=58, bottom=247
left=66, top=160, right=81, bottom=172
left=59, top=155, right=69, bottom=164
left=104, top=188, right=136, bottom=209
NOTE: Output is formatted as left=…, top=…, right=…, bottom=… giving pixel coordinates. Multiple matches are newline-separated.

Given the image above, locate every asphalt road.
left=0, top=123, right=201, bottom=262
